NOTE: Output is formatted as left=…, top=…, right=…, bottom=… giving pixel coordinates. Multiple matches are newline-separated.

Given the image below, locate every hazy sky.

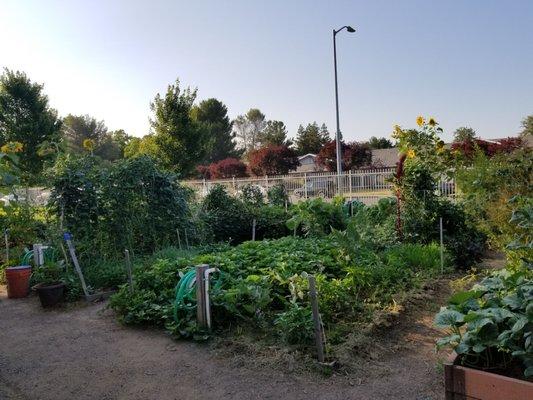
left=1, top=0, right=532, bottom=142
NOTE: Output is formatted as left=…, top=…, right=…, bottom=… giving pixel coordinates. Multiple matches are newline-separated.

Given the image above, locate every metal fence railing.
left=182, top=168, right=456, bottom=205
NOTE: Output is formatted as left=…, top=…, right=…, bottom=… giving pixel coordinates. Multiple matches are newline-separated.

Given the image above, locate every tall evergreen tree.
left=192, top=98, right=240, bottom=163
left=0, top=69, right=62, bottom=180
left=368, top=136, right=394, bottom=149
left=294, top=122, right=330, bottom=155
left=258, top=120, right=292, bottom=147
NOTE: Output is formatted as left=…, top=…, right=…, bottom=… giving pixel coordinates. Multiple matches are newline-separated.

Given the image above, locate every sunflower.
left=1, top=141, right=24, bottom=154
left=416, top=116, right=425, bottom=127
left=407, top=149, right=416, bottom=159
left=428, top=117, right=437, bottom=126
left=83, top=138, right=95, bottom=151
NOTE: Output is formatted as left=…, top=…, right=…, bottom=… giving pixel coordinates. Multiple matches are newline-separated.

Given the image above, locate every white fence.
left=183, top=168, right=456, bottom=205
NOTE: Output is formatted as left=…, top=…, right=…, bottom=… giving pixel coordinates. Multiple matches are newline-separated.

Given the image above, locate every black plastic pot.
left=35, top=282, right=65, bottom=307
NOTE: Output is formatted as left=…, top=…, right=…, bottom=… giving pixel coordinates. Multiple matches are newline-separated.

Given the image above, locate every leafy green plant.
left=286, top=198, right=346, bottom=237
left=31, top=261, right=63, bottom=285
left=435, top=267, right=532, bottom=377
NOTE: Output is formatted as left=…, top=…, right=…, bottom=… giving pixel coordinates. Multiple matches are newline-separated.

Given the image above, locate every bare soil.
left=0, top=255, right=504, bottom=400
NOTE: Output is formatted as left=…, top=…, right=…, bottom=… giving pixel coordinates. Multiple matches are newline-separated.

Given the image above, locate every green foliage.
left=258, top=120, right=292, bottom=147
left=0, top=69, right=62, bottom=182
left=368, top=136, right=394, bottom=149
left=286, top=198, right=346, bottom=237
left=267, top=183, right=289, bottom=207
left=150, top=78, right=208, bottom=176
left=455, top=148, right=532, bottom=250
left=191, top=98, right=241, bottom=163
left=435, top=267, right=533, bottom=377
left=49, top=155, right=190, bottom=258
left=294, top=123, right=330, bottom=155
left=111, top=235, right=445, bottom=345
left=31, top=261, right=63, bottom=285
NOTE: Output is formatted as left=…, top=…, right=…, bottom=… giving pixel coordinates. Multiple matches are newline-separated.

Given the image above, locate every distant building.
left=371, top=148, right=399, bottom=168
left=296, top=153, right=323, bottom=172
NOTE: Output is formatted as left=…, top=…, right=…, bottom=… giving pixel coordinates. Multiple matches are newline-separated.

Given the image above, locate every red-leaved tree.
left=316, top=140, right=372, bottom=171
left=248, top=145, right=299, bottom=176
left=196, top=158, right=248, bottom=179
left=451, top=137, right=524, bottom=158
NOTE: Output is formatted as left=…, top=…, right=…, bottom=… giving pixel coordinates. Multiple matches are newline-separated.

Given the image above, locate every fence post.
left=232, top=176, right=236, bottom=191
left=176, top=229, right=182, bottom=250
left=348, top=169, right=352, bottom=200
left=252, top=218, right=256, bottom=241
left=308, top=275, right=325, bottom=362
left=304, top=173, right=308, bottom=199
left=195, top=265, right=209, bottom=329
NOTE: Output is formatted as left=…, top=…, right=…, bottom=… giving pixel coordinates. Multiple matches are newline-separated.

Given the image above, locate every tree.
left=63, top=114, right=108, bottom=153
left=150, top=79, right=207, bottom=175
left=191, top=98, right=240, bottom=163
left=316, top=140, right=372, bottom=171
left=110, top=129, right=132, bottom=154
left=453, top=127, right=477, bottom=143
left=233, top=108, right=266, bottom=153
left=124, top=135, right=159, bottom=159
left=248, top=145, right=299, bottom=176
left=294, top=122, right=330, bottom=155
left=520, top=115, right=533, bottom=138
left=368, top=136, right=394, bottom=149
left=209, top=158, right=248, bottom=179
left=0, top=69, right=62, bottom=180
left=258, top=120, right=292, bottom=147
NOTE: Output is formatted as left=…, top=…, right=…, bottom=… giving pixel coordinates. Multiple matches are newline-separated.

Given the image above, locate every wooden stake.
left=124, top=249, right=134, bottom=294
left=184, top=228, right=190, bottom=250
left=195, top=265, right=208, bottom=329
left=64, top=233, right=90, bottom=298
left=308, top=275, right=325, bottom=362
left=176, top=228, right=182, bottom=250
left=252, top=219, right=256, bottom=241
left=4, top=229, right=9, bottom=263
left=440, top=217, right=444, bottom=273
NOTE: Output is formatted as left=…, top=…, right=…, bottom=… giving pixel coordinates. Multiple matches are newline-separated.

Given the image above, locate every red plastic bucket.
left=5, top=265, right=32, bottom=298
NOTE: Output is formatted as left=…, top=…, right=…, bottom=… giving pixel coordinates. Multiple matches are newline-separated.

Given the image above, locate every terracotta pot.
left=5, top=265, right=32, bottom=298
left=444, top=352, right=533, bottom=400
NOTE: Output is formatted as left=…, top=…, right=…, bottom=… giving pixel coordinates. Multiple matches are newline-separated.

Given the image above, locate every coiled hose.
left=20, top=247, right=59, bottom=266
left=173, top=268, right=223, bottom=325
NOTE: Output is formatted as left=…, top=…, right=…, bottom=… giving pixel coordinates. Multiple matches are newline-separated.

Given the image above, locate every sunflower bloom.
left=1, top=141, right=24, bottom=154
left=416, top=116, right=425, bottom=127
left=407, top=149, right=416, bottom=159
left=428, top=117, right=437, bottom=126
left=83, top=138, right=95, bottom=151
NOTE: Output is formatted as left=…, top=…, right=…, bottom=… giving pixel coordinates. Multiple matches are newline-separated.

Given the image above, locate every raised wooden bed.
left=444, top=353, right=533, bottom=400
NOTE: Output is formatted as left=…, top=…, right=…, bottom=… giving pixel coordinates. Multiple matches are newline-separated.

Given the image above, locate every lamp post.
left=333, top=25, right=355, bottom=193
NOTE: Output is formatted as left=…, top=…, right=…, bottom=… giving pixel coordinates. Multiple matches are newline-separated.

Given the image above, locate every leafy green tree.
left=110, top=129, right=132, bottom=153
left=0, top=69, right=62, bottom=180
left=233, top=108, right=266, bottom=153
left=191, top=98, right=240, bottom=163
left=150, top=79, right=207, bottom=175
left=124, top=135, right=159, bottom=159
left=368, top=136, right=394, bottom=149
left=520, top=115, right=533, bottom=138
left=453, top=127, right=477, bottom=142
left=294, top=122, right=330, bottom=155
left=258, top=120, right=292, bottom=147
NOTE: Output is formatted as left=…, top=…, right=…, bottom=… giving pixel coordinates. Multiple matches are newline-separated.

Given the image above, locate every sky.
left=1, top=0, right=532, bottom=142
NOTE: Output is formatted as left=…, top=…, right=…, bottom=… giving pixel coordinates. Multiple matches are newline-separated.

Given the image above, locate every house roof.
left=298, top=153, right=317, bottom=160
left=371, top=148, right=399, bottom=168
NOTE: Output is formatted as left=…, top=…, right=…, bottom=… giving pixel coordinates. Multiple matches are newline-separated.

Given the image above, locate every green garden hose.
left=20, top=247, right=59, bottom=266
left=173, top=268, right=223, bottom=325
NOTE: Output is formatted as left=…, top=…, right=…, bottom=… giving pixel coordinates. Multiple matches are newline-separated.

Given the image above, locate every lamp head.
left=346, top=26, right=356, bottom=33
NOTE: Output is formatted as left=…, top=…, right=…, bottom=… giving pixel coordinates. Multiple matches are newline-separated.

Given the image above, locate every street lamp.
left=333, top=25, right=355, bottom=193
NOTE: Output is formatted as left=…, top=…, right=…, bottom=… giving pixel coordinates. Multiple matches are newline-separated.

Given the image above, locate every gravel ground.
left=0, top=284, right=446, bottom=400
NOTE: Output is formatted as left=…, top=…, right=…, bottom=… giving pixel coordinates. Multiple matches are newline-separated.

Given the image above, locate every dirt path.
left=0, top=277, right=458, bottom=400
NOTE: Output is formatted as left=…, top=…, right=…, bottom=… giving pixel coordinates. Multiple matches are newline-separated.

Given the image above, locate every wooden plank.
left=308, top=275, right=325, bottom=362
left=195, top=265, right=208, bottom=329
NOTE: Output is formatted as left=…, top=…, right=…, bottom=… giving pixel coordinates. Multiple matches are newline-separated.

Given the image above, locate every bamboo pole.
left=308, top=275, right=325, bottom=362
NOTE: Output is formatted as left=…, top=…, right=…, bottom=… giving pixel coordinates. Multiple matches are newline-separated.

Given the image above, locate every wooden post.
left=349, top=169, right=352, bottom=199
left=285, top=199, right=288, bottom=212
left=4, top=229, right=9, bottom=263
left=124, top=249, right=134, bottom=294
left=252, top=219, right=256, bottom=241
left=304, top=173, right=308, bottom=199
left=184, top=228, right=190, bottom=250
left=64, top=233, right=90, bottom=298
left=195, top=265, right=208, bottom=329
left=440, top=217, right=444, bottom=273
left=308, top=275, right=325, bottom=362
left=176, top=228, right=182, bottom=250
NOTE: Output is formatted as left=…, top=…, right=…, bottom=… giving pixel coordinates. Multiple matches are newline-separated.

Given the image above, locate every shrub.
left=267, top=183, right=289, bottom=207
left=286, top=198, right=347, bottom=237
left=209, top=158, right=248, bottom=179
left=248, top=145, right=299, bottom=176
